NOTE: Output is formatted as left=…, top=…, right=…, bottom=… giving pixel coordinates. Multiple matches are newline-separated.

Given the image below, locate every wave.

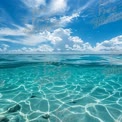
left=0, top=54, right=122, bottom=68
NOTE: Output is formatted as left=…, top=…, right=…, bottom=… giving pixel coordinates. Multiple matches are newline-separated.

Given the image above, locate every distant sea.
left=0, top=54, right=122, bottom=122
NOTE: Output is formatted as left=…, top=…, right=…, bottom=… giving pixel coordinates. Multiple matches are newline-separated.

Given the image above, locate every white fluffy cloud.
left=9, top=45, right=54, bottom=53
left=0, top=25, right=122, bottom=53
left=45, top=28, right=90, bottom=51
left=0, top=26, right=83, bottom=47
left=94, top=35, right=122, bottom=53
left=0, top=26, right=92, bottom=52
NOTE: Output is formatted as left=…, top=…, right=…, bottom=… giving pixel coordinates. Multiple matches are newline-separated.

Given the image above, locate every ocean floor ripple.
left=0, top=54, right=122, bottom=122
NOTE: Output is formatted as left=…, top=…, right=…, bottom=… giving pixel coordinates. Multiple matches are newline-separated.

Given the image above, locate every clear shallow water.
left=0, top=54, right=122, bottom=122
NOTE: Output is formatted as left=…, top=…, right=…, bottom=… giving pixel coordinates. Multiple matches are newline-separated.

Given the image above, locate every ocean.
left=0, top=54, right=122, bottom=122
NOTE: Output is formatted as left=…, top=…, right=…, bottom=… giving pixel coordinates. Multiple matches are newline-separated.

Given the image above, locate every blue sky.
left=0, top=0, right=122, bottom=53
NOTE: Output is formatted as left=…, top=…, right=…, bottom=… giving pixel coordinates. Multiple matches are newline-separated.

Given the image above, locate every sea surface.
left=0, top=54, right=122, bottom=122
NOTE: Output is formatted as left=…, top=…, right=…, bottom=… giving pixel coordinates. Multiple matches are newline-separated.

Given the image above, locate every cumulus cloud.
left=94, top=35, right=122, bottom=53
left=44, top=28, right=91, bottom=52
left=0, top=26, right=83, bottom=47
left=9, top=45, right=54, bottom=54
left=65, top=43, right=92, bottom=52
left=1, top=34, right=122, bottom=53
left=0, top=26, right=93, bottom=53
left=0, top=25, right=122, bottom=53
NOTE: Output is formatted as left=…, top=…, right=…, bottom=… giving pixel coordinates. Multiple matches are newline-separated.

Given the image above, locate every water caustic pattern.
left=0, top=54, right=122, bottom=122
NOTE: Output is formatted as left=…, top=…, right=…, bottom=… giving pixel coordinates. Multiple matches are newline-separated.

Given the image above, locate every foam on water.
left=0, top=54, right=122, bottom=122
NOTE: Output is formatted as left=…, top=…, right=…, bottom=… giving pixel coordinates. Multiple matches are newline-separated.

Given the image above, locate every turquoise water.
left=0, top=54, right=122, bottom=122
